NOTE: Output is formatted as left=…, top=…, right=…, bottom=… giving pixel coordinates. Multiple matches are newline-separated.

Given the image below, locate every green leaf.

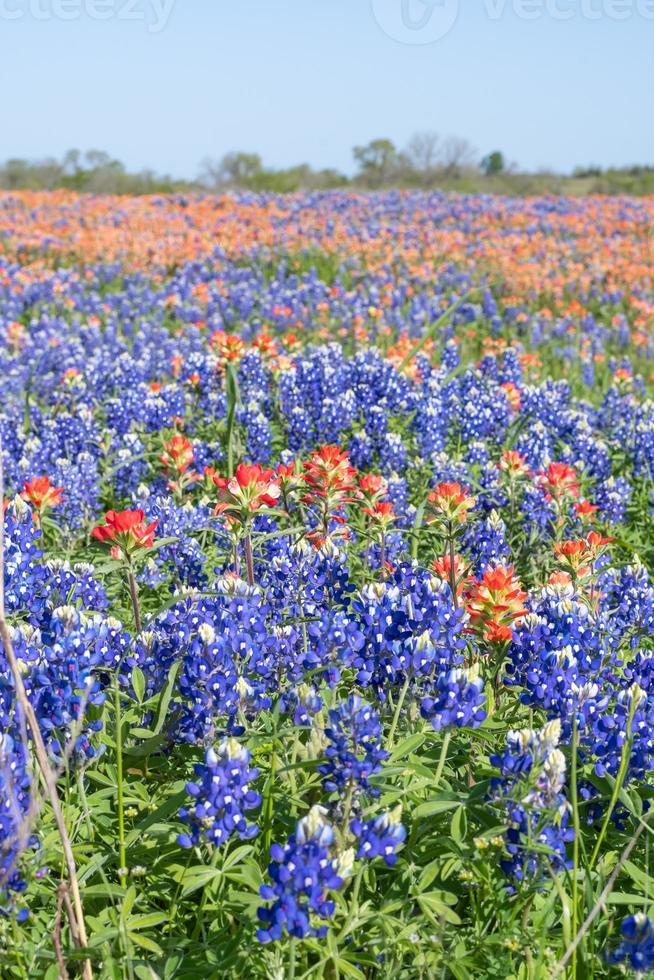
left=177, top=866, right=222, bottom=897
left=332, top=959, right=366, bottom=979
left=132, top=666, right=146, bottom=703
left=127, top=932, right=164, bottom=956
left=413, top=798, right=461, bottom=819
left=127, top=912, right=169, bottom=930
left=129, top=727, right=156, bottom=739
left=154, top=660, right=182, bottom=734
left=606, top=892, right=651, bottom=905
left=450, top=806, right=467, bottom=846
left=82, top=884, right=126, bottom=899
left=149, top=536, right=180, bottom=553
left=389, top=732, right=426, bottom=762
left=418, top=893, right=462, bottom=926
left=122, top=885, right=137, bottom=918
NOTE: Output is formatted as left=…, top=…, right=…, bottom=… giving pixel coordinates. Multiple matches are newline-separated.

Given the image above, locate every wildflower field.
left=3, top=189, right=654, bottom=979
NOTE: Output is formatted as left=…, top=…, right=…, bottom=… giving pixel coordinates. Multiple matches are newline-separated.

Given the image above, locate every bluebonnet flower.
left=279, top=684, right=323, bottom=727
left=256, top=806, right=349, bottom=942
left=5, top=607, right=111, bottom=760
left=606, top=913, right=654, bottom=971
left=239, top=401, right=273, bottom=463
left=344, top=569, right=467, bottom=697
left=177, top=739, right=260, bottom=849
left=490, top=721, right=574, bottom=887
left=319, top=696, right=387, bottom=796
left=420, top=666, right=487, bottom=732
left=134, top=492, right=210, bottom=589
left=461, top=510, right=510, bottom=576
left=351, top=805, right=406, bottom=866
left=0, top=733, right=37, bottom=918
left=594, top=475, right=632, bottom=524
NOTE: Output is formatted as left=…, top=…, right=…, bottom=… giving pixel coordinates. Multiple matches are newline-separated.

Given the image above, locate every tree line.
left=2, top=136, right=654, bottom=196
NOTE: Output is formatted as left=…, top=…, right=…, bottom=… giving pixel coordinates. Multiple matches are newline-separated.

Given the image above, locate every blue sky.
left=0, top=0, right=652, bottom=177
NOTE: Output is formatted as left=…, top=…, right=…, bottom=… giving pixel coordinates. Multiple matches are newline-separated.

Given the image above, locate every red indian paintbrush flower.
left=362, top=500, right=396, bottom=530
left=22, top=476, right=64, bottom=515
left=432, top=553, right=471, bottom=601
left=427, top=482, right=476, bottom=525
left=213, top=463, right=281, bottom=522
left=160, top=434, right=195, bottom=476
left=92, top=509, right=158, bottom=557
left=302, top=446, right=357, bottom=500
left=575, top=499, right=599, bottom=523
left=276, top=460, right=305, bottom=511
left=554, top=531, right=613, bottom=580
left=210, top=330, right=246, bottom=368
left=160, top=434, right=200, bottom=495
left=497, top=451, right=531, bottom=480
left=537, top=462, right=580, bottom=502
left=358, top=473, right=388, bottom=502
left=277, top=461, right=304, bottom=490
left=501, top=381, right=522, bottom=412
left=213, top=463, right=281, bottom=587
left=302, top=446, right=357, bottom=547
left=466, top=564, right=527, bottom=645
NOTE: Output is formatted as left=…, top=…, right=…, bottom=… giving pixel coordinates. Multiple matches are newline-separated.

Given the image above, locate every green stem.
left=387, top=673, right=412, bottom=749
left=338, top=865, right=365, bottom=940
left=570, top=716, right=581, bottom=979
left=243, top=532, right=255, bottom=587
left=115, top=675, right=127, bottom=887
left=288, top=937, right=297, bottom=980
left=127, top=569, right=141, bottom=634
left=263, top=749, right=277, bottom=857
left=342, top=781, right=355, bottom=838
left=77, top=770, right=94, bottom=841
left=434, top=731, right=452, bottom=789
left=11, top=916, right=27, bottom=979
left=167, top=847, right=194, bottom=936
left=191, top=846, right=222, bottom=941
left=448, top=528, right=458, bottom=608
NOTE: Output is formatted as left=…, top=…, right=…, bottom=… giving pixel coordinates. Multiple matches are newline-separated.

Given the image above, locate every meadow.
left=2, top=189, right=654, bottom=978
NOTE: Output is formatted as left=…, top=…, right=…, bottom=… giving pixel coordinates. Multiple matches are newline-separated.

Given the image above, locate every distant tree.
left=405, top=131, right=440, bottom=173
left=62, top=148, right=82, bottom=176
left=84, top=149, right=113, bottom=170
left=573, top=165, right=603, bottom=179
left=199, top=152, right=263, bottom=190
left=440, top=136, right=478, bottom=178
left=1, top=159, right=31, bottom=189
left=352, top=139, right=398, bottom=187
left=481, top=151, right=505, bottom=176
left=311, top=168, right=349, bottom=189
left=0, top=149, right=195, bottom=195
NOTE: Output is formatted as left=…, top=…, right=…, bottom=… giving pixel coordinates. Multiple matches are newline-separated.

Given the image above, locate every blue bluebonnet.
left=177, top=739, right=260, bottom=849
left=0, top=733, right=37, bottom=919
left=421, top=666, right=487, bottom=732
left=461, top=510, right=509, bottom=576
left=279, top=684, right=323, bottom=727
left=351, top=805, right=406, bottom=866
left=256, top=806, right=348, bottom=943
left=490, top=721, right=574, bottom=887
left=343, top=569, right=467, bottom=698
left=606, top=913, right=654, bottom=971
left=319, top=696, right=387, bottom=796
